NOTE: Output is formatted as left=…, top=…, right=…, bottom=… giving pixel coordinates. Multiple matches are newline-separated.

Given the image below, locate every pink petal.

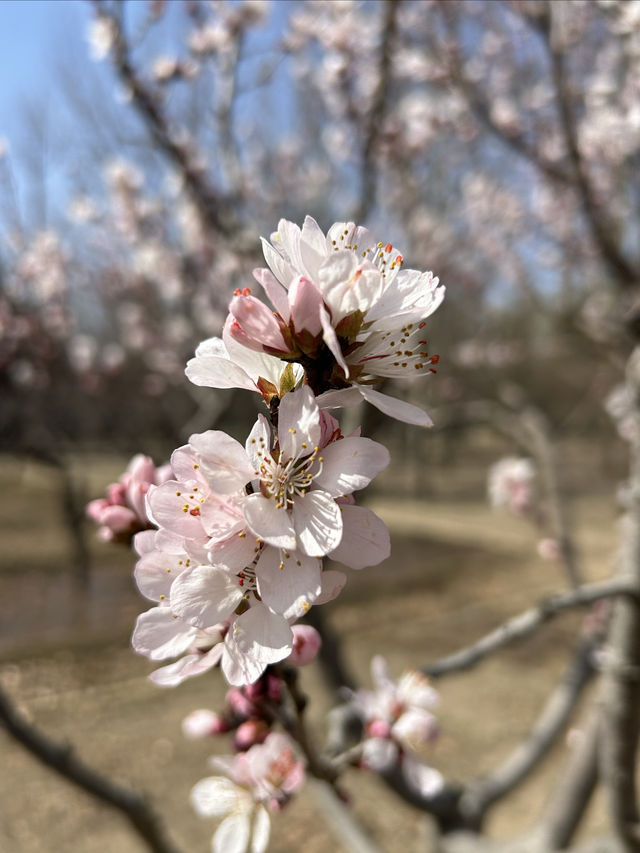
left=315, top=569, right=347, bottom=604
left=229, top=606, right=293, bottom=664
left=189, top=430, right=255, bottom=493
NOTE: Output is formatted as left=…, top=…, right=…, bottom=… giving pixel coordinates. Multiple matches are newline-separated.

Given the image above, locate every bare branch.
left=424, top=579, right=636, bottom=679
left=600, top=348, right=640, bottom=849
left=459, top=635, right=598, bottom=824
left=93, top=3, right=234, bottom=238
left=544, top=2, right=638, bottom=289
left=0, top=685, right=183, bottom=853
left=535, top=708, right=600, bottom=849
left=352, top=0, right=399, bottom=223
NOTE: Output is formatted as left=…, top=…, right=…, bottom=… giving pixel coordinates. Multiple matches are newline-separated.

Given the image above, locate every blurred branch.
left=544, top=2, right=638, bottom=289
left=93, top=2, right=235, bottom=239
left=423, top=578, right=635, bottom=679
left=436, top=1, right=572, bottom=187
left=535, top=708, right=600, bottom=849
left=600, top=348, right=640, bottom=849
left=0, top=685, right=184, bottom=853
left=352, top=0, right=399, bottom=223
left=459, top=634, right=599, bottom=825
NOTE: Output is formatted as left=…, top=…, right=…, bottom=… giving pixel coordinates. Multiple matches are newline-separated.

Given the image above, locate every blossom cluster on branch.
left=88, top=215, right=444, bottom=849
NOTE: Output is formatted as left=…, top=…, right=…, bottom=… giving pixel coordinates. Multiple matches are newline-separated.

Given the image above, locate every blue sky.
left=0, top=1, right=90, bottom=146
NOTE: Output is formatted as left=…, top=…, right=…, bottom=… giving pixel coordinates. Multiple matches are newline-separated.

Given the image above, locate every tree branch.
left=0, top=685, right=184, bottom=853
left=459, top=634, right=598, bottom=825
left=424, top=578, right=636, bottom=679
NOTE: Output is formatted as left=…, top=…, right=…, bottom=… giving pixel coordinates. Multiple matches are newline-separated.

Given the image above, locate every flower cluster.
left=346, top=656, right=443, bottom=796
left=86, top=454, right=171, bottom=543
left=89, top=215, right=444, bottom=848
left=131, top=385, right=391, bottom=685
left=187, top=216, right=444, bottom=426
left=191, top=731, right=305, bottom=853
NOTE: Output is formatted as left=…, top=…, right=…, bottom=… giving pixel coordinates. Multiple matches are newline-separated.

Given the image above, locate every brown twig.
left=423, top=578, right=635, bottom=679
left=0, top=685, right=183, bottom=853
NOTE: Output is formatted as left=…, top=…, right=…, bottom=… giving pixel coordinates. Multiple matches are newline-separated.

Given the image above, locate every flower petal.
left=329, top=505, right=390, bottom=570
left=243, top=494, right=296, bottom=550
left=190, top=431, right=255, bottom=494
left=132, top=607, right=197, bottom=660
left=150, top=647, right=223, bottom=686
left=292, top=490, right=343, bottom=556
left=191, top=776, right=249, bottom=818
left=251, top=805, right=271, bottom=853
left=256, top=548, right=322, bottom=619
left=229, top=606, right=293, bottom=664
left=170, top=565, right=244, bottom=628
left=314, top=436, right=390, bottom=496
left=277, top=386, right=321, bottom=459
left=358, top=386, right=434, bottom=427
left=214, top=812, right=252, bottom=853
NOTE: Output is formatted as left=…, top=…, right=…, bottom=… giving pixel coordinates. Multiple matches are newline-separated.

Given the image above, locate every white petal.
left=251, top=805, right=271, bottom=853
left=245, top=415, right=271, bottom=471
left=316, top=386, right=364, bottom=410
left=214, top=812, right=252, bottom=853
left=243, top=494, right=296, bottom=550
left=315, top=569, right=347, bottom=604
left=230, top=606, right=293, bottom=663
left=314, top=437, right=390, bottom=496
left=190, top=431, right=255, bottom=494
left=208, top=531, right=258, bottom=571
left=358, top=386, right=434, bottom=427
left=319, top=304, right=349, bottom=377
left=329, top=505, right=390, bottom=569
left=221, top=640, right=268, bottom=686
left=277, top=386, right=321, bottom=460
left=260, top=236, right=296, bottom=287
left=170, top=565, right=244, bottom=627
left=132, top=607, right=197, bottom=660
left=190, top=776, right=247, bottom=818
left=150, top=647, right=222, bottom=686
left=401, top=752, right=444, bottom=797
left=186, top=352, right=257, bottom=392
left=256, top=547, right=322, bottom=619
left=292, top=490, right=342, bottom=556
left=134, top=549, right=188, bottom=601
left=146, top=481, right=207, bottom=539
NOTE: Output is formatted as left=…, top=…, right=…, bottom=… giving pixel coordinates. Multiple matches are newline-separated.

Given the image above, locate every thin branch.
left=544, top=2, right=637, bottom=288
left=600, top=348, right=640, bottom=849
left=459, top=634, right=598, bottom=824
left=352, top=0, right=399, bottom=223
left=0, top=685, right=183, bottom=853
left=93, top=3, right=234, bottom=239
left=535, top=707, right=600, bottom=849
left=423, top=578, right=636, bottom=679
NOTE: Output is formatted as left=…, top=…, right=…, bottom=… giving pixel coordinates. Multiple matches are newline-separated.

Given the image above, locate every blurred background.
left=0, top=1, right=638, bottom=850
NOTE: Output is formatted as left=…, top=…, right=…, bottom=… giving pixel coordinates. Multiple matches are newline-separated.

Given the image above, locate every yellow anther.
left=176, top=491, right=181, bottom=496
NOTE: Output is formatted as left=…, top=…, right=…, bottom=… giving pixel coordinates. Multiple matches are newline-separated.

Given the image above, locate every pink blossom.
left=487, top=457, right=536, bottom=516
left=287, top=624, right=322, bottom=666
left=191, top=733, right=305, bottom=853
left=182, top=709, right=229, bottom=740
left=87, top=455, right=172, bottom=543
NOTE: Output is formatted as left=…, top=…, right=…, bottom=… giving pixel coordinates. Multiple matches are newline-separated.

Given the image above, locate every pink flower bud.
left=107, top=482, right=128, bottom=506
left=100, top=504, right=138, bottom=533
left=266, top=673, right=282, bottom=702
left=288, top=276, right=324, bottom=337
left=368, top=719, right=392, bottom=739
left=287, top=625, right=322, bottom=667
left=229, top=294, right=290, bottom=355
left=234, top=719, right=269, bottom=751
left=537, top=538, right=561, bottom=561
left=182, top=709, right=228, bottom=740
left=226, top=687, right=256, bottom=720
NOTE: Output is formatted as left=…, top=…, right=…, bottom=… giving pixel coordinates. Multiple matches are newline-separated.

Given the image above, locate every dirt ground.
left=0, top=442, right=624, bottom=853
